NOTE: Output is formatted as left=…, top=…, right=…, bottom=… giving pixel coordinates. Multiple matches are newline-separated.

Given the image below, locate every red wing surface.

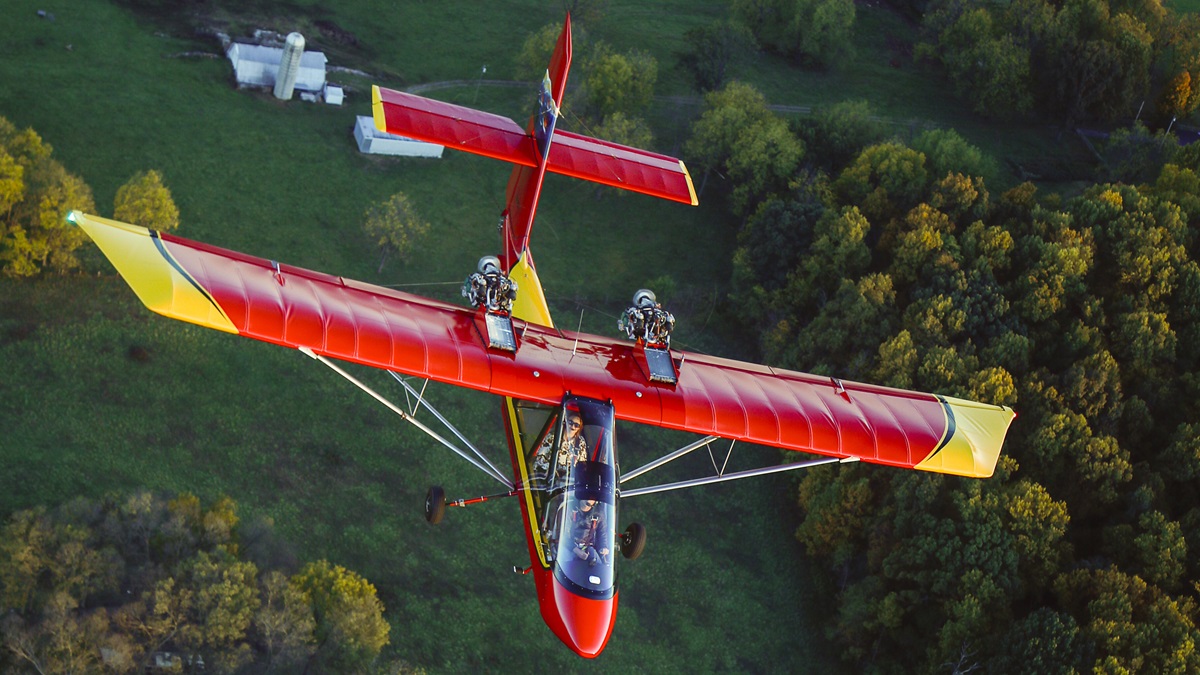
left=78, top=214, right=1011, bottom=479
left=372, top=87, right=537, bottom=166
left=371, top=87, right=697, bottom=205
left=548, top=131, right=698, bottom=205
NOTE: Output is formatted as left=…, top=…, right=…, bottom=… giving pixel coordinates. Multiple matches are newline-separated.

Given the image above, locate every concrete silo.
left=273, top=32, right=305, bottom=100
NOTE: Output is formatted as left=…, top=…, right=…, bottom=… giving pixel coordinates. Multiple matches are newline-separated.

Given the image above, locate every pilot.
left=532, top=411, right=588, bottom=482
left=571, top=499, right=610, bottom=566
left=555, top=411, right=588, bottom=478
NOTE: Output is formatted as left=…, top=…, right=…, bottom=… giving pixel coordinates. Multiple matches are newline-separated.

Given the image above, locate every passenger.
left=571, top=499, right=610, bottom=566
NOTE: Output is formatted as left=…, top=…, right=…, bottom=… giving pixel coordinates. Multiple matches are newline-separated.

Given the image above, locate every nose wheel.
left=620, top=522, right=646, bottom=560
left=425, top=486, right=446, bottom=524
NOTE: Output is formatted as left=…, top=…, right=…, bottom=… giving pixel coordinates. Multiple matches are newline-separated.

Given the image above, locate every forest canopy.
left=0, top=492, right=396, bottom=674
left=689, top=78, right=1200, bottom=672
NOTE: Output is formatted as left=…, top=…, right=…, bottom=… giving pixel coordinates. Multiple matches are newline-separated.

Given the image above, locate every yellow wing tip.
left=679, top=160, right=699, bottom=206
left=915, top=398, right=1016, bottom=478
left=372, top=85, right=386, bottom=133
left=74, top=213, right=239, bottom=335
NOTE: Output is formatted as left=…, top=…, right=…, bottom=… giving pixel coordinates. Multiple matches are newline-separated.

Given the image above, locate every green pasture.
left=0, top=0, right=842, bottom=672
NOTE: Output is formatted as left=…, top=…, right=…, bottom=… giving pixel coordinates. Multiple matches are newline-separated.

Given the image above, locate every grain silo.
left=273, top=32, right=305, bottom=100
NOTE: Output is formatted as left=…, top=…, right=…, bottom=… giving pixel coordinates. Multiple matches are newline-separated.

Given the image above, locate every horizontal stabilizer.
left=372, top=86, right=697, bottom=205
left=372, top=86, right=536, bottom=166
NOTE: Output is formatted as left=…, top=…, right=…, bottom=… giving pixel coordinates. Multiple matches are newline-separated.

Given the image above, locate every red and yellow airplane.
left=71, top=16, right=1014, bottom=658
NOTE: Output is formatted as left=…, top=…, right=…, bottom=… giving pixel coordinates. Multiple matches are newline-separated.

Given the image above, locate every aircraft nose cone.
left=552, top=577, right=616, bottom=658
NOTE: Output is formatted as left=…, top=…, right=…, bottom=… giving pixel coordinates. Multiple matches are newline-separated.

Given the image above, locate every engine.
left=618, top=289, right=675, bottom=349
left=462, top=256, right=518, bottom=314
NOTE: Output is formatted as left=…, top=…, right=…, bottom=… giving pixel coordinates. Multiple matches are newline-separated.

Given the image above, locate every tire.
left=620, top=522, right=646, bottom=560
left=425, top=486, right=446, bottom=525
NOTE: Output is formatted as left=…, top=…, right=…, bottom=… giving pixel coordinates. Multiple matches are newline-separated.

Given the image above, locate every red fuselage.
left=501, top=396, right=620, bottom=657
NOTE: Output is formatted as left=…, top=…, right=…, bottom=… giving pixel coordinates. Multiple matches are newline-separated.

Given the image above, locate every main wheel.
left=620, top=522, right=646, bottom=560
left=425, top=486, right=446, bottom=525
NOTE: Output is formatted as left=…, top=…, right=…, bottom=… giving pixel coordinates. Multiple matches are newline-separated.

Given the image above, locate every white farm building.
left=354, top=116, right=444, bottom=158
left=227, top=43, right=328, bottom=96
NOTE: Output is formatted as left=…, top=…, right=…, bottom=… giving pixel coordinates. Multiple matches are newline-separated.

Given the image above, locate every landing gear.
left=620, top=522, right=646, bottom=560
left=425, top=486, right=446, bottom=524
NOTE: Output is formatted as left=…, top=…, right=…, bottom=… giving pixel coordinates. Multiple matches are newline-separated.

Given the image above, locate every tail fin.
left=534, top=17, right=572, bottom=162
left=546, top=14, right=572, bottom=107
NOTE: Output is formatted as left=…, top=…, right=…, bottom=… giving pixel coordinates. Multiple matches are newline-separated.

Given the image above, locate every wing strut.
left=387, top=371, right=510, bottom=483
left=620, top=435, right=721, bottom=484
left=621, top=457, right=860, bottom=499
left=300, top=348, right=513, bottom=489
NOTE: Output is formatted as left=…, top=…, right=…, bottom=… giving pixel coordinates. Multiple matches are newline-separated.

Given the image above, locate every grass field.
left=0, top=0, right=848, bottom=671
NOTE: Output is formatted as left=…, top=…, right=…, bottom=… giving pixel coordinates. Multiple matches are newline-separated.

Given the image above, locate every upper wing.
left=78, top=213, right=1012, bottom=478
left=371, top=87, right=697, bottom=205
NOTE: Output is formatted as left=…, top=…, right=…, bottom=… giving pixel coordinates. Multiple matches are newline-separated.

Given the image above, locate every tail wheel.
left=620, top=522, right=646, bottom=560
left=425, top=486, right=446, bottom=524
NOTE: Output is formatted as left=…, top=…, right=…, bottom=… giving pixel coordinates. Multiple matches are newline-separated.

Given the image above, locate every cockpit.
left=517, top=396, right=618, bottom=598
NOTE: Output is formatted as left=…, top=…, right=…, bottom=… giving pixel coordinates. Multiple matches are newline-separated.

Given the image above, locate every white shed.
left=227, top=43, right=327, bottom=93
left=354, top=116, right=444, bottom=158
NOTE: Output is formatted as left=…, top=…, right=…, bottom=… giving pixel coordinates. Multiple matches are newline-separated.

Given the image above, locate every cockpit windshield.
left=554, top=460, right=616, bottom=596
left=524, top=396, right=618, bottom=598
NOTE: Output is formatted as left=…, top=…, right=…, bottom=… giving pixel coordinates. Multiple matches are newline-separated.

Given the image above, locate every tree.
left=292, top=560, right=390, bottom=672
left=1, top=159, right=95, bottom=277
left=1040, top=0, right=1154, bottom=125
left=255, top=570, right=316, bottom=671
left=734, top=189, right=826, bottom=292
left=1161, top=423, right=1200, bottom=482
left=1061, top=349, right=1123, bottom=423
left=1054, top=567, right=1200, bottom=673
left=514, top=22, right=567, bottom=81
left=989, top=608, right=1081, bottom=674
left=911, top=129, right=999, bottom=187
left=796, top=464, right=872, bottom=568
left=1009, top=225, right=1093, bottom=324
left=578, top=43, right=657, bottom=120
left=2, top=593, right=132, bottom=675
left=685, top=81, right=775, bottom=182
left=1131, top=511, right=1187, bottom=591
left=113, top=170, right=180, bottom=232
left=178, top=551, right=260, bottom=672
left=1001, top=480, right=1069, bottom=590
left=0, top=149, right=23, bottom=221
left=833, top=141, right=929, bottom=229
left=920, top=2, right=1035, bottom=120
left=363, top=192, right=429, bottom=273
left=1101, top=123, right=1180, bottom=185
left=684, top=81, right=804, bottom=215
left=874, top=329, right=919, bottom=389
left=797, top=99, right=890, bottom=172
left=0, top=118, right=95, bottom=277
left=732, top=0, right=856, bottom=68
left=0, top=494, right=385, bottom=673
left=677, top=20, right=754, bottom=92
